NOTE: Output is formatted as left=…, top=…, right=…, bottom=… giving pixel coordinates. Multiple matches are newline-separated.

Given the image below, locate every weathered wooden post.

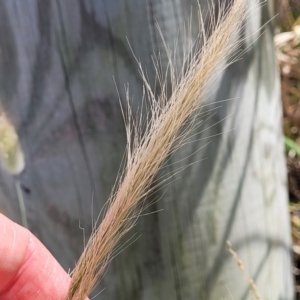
left=0, top=0, right=294, bottom=299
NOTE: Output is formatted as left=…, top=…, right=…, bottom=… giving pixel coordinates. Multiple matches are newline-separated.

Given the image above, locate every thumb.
left=0, top=213, right=70, bottom=300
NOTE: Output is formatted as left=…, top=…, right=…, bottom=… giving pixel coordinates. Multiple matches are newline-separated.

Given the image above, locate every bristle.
left=66, top=1, right=250, bottom=299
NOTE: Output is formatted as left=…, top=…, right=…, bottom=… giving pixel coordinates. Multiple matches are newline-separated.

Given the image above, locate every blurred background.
left=275, top=0, right=300, bottom=298
left=0, top=1, right=297, bottom=299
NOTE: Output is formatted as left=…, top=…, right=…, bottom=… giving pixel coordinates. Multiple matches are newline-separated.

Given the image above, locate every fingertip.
left=0, top=213, right=29, bottom=293
left=0, top=213, right=71, bottom=300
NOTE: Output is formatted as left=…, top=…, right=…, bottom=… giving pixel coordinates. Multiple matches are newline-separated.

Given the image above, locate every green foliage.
left=285, top=136, right=300, bottom=157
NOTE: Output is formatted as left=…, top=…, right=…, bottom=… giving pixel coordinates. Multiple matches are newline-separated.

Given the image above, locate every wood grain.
left=0, top=1, right=293, bottom=299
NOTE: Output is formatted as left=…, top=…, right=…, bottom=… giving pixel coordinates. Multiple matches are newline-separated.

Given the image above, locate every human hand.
left=0, top=213, right=70, bottom=300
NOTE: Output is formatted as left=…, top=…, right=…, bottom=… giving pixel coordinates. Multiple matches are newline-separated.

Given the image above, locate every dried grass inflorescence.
left=66, top=1, right=251, bottom=299
left=226, top=241, right=262, bottom=300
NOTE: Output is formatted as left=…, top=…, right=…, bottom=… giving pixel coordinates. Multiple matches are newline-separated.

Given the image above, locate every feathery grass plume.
left=66, top=0, right=252, bottom=299
left=0, top=113, right=24, bottom=175
left=0, top=112, right=28, bottom=227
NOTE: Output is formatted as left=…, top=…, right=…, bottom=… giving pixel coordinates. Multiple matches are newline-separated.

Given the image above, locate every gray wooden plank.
left=0, top=1, right=293, bottom=299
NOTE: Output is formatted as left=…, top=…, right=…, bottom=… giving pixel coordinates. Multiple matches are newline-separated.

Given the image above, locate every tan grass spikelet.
left=227, top=241, right=262, bottom=300
left=66, top=0, right=253, bottom=299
